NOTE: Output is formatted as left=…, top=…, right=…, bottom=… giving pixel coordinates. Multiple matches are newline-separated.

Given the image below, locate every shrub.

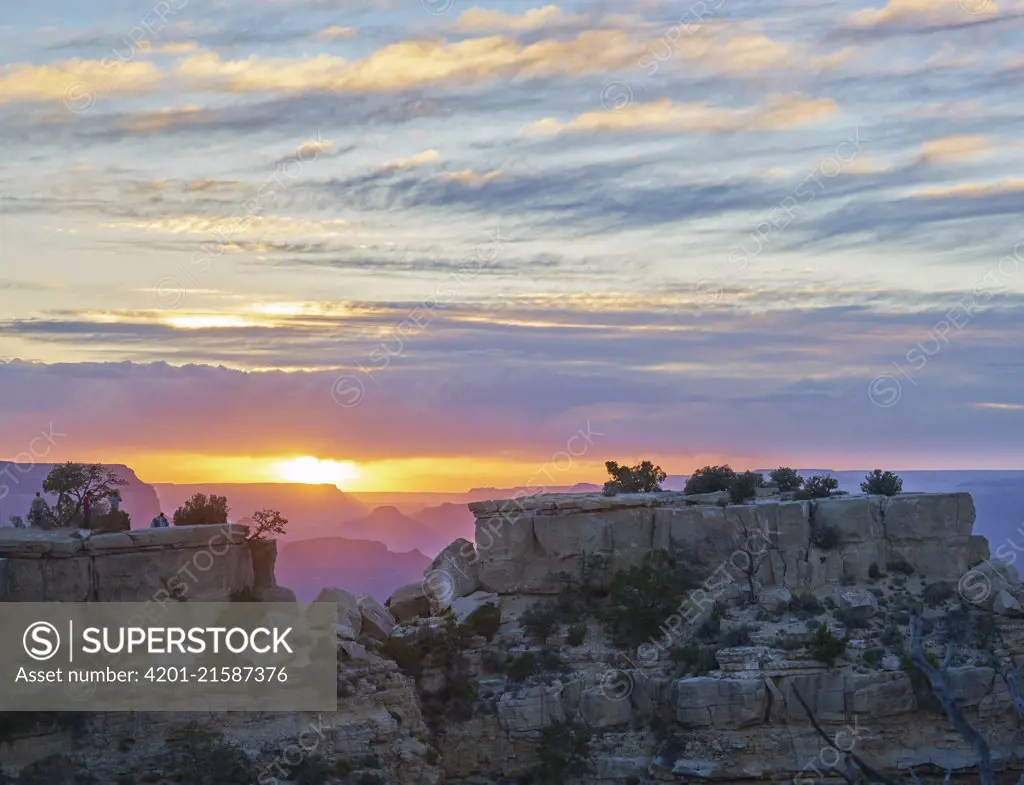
left=789, top=593, right=823, bottom=614
left=293, top=756, right=353, bottom=785
left=922, top=582, right=955, bottom=606
left=173, top=493, right=229, bottom=526
left=881, top=625, right=902, bottom=647
left=532, top=723, right=592, bottom=784
left=380, top=637, right=425, bottom=679
left=566, top=623, right=587, bottom=647
left=810, top=523, right=841, bottom=550
left=770, top=467, right=804, bottom=492
left=520, top=601, right=560, bottom=643
left=684, top=465, right=736, bottom=495
left=696, top=615, right=721, bottom=640
left=796, top=475, right=839, bottom=500
left=481, top=650, right=506, bottom=674
left=886, top=558, right=914, bottom=575
left=728, top=471, right=764, bottom=504
left=603, top=460, right=666, bottom=494
left=163, top=723, right=255, bottom=784
left=507, top=652, right=538, bottom=682
left=465, top=603, right=502, bottom=641
left=868, top=563, right=883, bottom=580
left=809, top=624, right=849, bottom=666
left=601, top=550, right=697, bottom=648
left=841, top=609, right=870, bottom=630
left=863, top=647, right=884, bottom=666
left=861, top=470, right=903, bottom=496
left=670, top=643, right=720, bottom=675
left=720, top=625, right=752, bottom=647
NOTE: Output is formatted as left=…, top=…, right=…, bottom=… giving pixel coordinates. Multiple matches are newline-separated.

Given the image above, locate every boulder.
left=450, top=591, right=500, bottom=624
left=386, top=582, right=432, bottom=622
left=497, top=683, right=566, bottom=731
left=315, top=587, right=363, bottom=635
left=580, top=685, right=634, bottom=728
left=254, top=585, right=297, bottom=603
left=423, top=538, right=480, bottom=609
left=358, top=595, right=395, bottom=641
left=835, top=587, right=878, bottom=621
left=249, top=540, right=278, bottom=589
left=759, top=586, right=792, bottom=613
left=993, top=589, right=1022, bottom=616
left=673, top=677, right=767, bottom=728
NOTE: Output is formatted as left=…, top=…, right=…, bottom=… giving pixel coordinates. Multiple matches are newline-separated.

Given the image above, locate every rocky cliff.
left=1, top=491, right=1023, bottom=785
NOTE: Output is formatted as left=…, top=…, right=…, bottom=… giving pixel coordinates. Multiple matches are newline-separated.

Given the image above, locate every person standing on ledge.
left=82, top=493, right=91, bottom=529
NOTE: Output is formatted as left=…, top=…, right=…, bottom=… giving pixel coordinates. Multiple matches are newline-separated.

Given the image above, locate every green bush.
left=684, top=465, right=736, bottom=495
left=841, top=609, right=871, bottom=630
left=670, top=644, right=720, bottom=675
left=861, top=470, right=903, bottom=496
left=507, top=652, right=538, bottom=682
left=862, top=647, right=884, bottom=666
left=601, top=550, right=697, bottom=648
left=380, top=637, right=425, bottom=679
left=603, top=460, right=666, bottom=494
left=922, top=582, right=955, bottom=606
left=887, top=558, right=915, bottom=575
left=565, top=623, right=587, bottom=647
left=809, top=624, right=849, bottom=666
left=531, top=723, right=592, bottom=784
left=796, top=475, right=839, bottom=500
left=728, top=471, right=764, bottom=504
left=720, top=624, right=752, bottom=647
left=810, top=523, right=841, bottom=550
left=788, top=593, right=823, bottom=614
left=465, top=603, right=502, bottom=641
left=481, top=650, right=506, bottom=674
left=293, top=756, right=353, bottom=785
left=770, top=467, right=804, bottom=492
left=868, top=563, right=884, bottom=580
left=520, top=601, right=560, bottom=643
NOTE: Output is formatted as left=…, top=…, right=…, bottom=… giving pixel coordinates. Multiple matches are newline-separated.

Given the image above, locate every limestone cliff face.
left=2, top=492, right=1023, bottom=784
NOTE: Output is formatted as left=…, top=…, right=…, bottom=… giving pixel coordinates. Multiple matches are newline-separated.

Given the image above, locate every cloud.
left=102, top=214, right=352, bottom=239
left=377, top=149, right=440, bottom=172
left=453, top=5, right=573, bottom=32
left=523, top=94, right=839, bottom=136
left=139, top=41, right=199, bottom=55
left=917, top=134, right=994, bottom=164
left=912, top=179, right=1024, bottom=198
left=0, top=58, right=161, bottom=104
left=313, top=26, right=357, bottom=41
left=176, top=31, right=652, bottom=94
left=120, top=104, right=204, bottom=132
left=847, top=0, right=999, bottom=28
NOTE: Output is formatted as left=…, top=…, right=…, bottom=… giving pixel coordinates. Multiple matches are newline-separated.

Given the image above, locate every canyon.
left=0, top=489, right=1022, bottom=784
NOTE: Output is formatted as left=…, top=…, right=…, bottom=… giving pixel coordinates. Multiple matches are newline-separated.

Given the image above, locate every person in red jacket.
left=82, top=494, right=91, bottom=529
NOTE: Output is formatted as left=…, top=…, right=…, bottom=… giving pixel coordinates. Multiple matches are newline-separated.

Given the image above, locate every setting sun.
left=274, top=456, right=362, bottom=488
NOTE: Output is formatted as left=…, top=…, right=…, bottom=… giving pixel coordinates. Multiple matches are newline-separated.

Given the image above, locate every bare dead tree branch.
left=908, top=615, right=995, bottom=785
left=791, top=685, right=900, bottom=785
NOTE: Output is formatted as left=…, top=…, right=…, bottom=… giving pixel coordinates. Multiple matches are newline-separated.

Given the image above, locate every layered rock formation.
left=0, top=524, right=254, bottom=602
left=2, top=490, right=1023, bottom=785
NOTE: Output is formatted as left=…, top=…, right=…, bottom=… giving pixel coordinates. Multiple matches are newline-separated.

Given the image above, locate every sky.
left=1, top=0, right=1023, bottom=491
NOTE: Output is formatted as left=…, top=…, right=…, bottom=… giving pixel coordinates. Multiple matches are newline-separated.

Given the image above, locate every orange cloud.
left=120, top=103, right=203, bottom=132
left=378, top=149, right=440, bottom=171
left=913, top=179, right=1024, bottom=198
left=0, top=58, right=160, bottom=104
left=848, top=0, right=998, bottom=28
left=313, top=25, right=357, bottom=41
left=524, top=94, right=838, bottom=135
left=917, top=134, right=993, bottom=164
left=176, top=32, right=647, bottom=93
left=454, top=5, right=574, bottom=32
left=439, top=169, right=502, bottom=185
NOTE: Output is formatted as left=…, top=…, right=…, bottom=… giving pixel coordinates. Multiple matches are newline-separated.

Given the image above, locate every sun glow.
left=274, top=456, right=362, bottom=488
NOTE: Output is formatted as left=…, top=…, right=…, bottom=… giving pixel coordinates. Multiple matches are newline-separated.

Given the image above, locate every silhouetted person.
left=82, top=494, right=91, bottom=529
left=110, top=492, right=121, bottom=512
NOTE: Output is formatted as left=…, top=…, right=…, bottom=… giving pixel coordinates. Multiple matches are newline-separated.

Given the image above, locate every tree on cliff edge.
left=173, top=493, right=229, bottom=526
left=42, top=462, right=127, bottom=527
left=246, top=508, right=288, bottom=543
left=603, top=460, right=666, bottom=494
